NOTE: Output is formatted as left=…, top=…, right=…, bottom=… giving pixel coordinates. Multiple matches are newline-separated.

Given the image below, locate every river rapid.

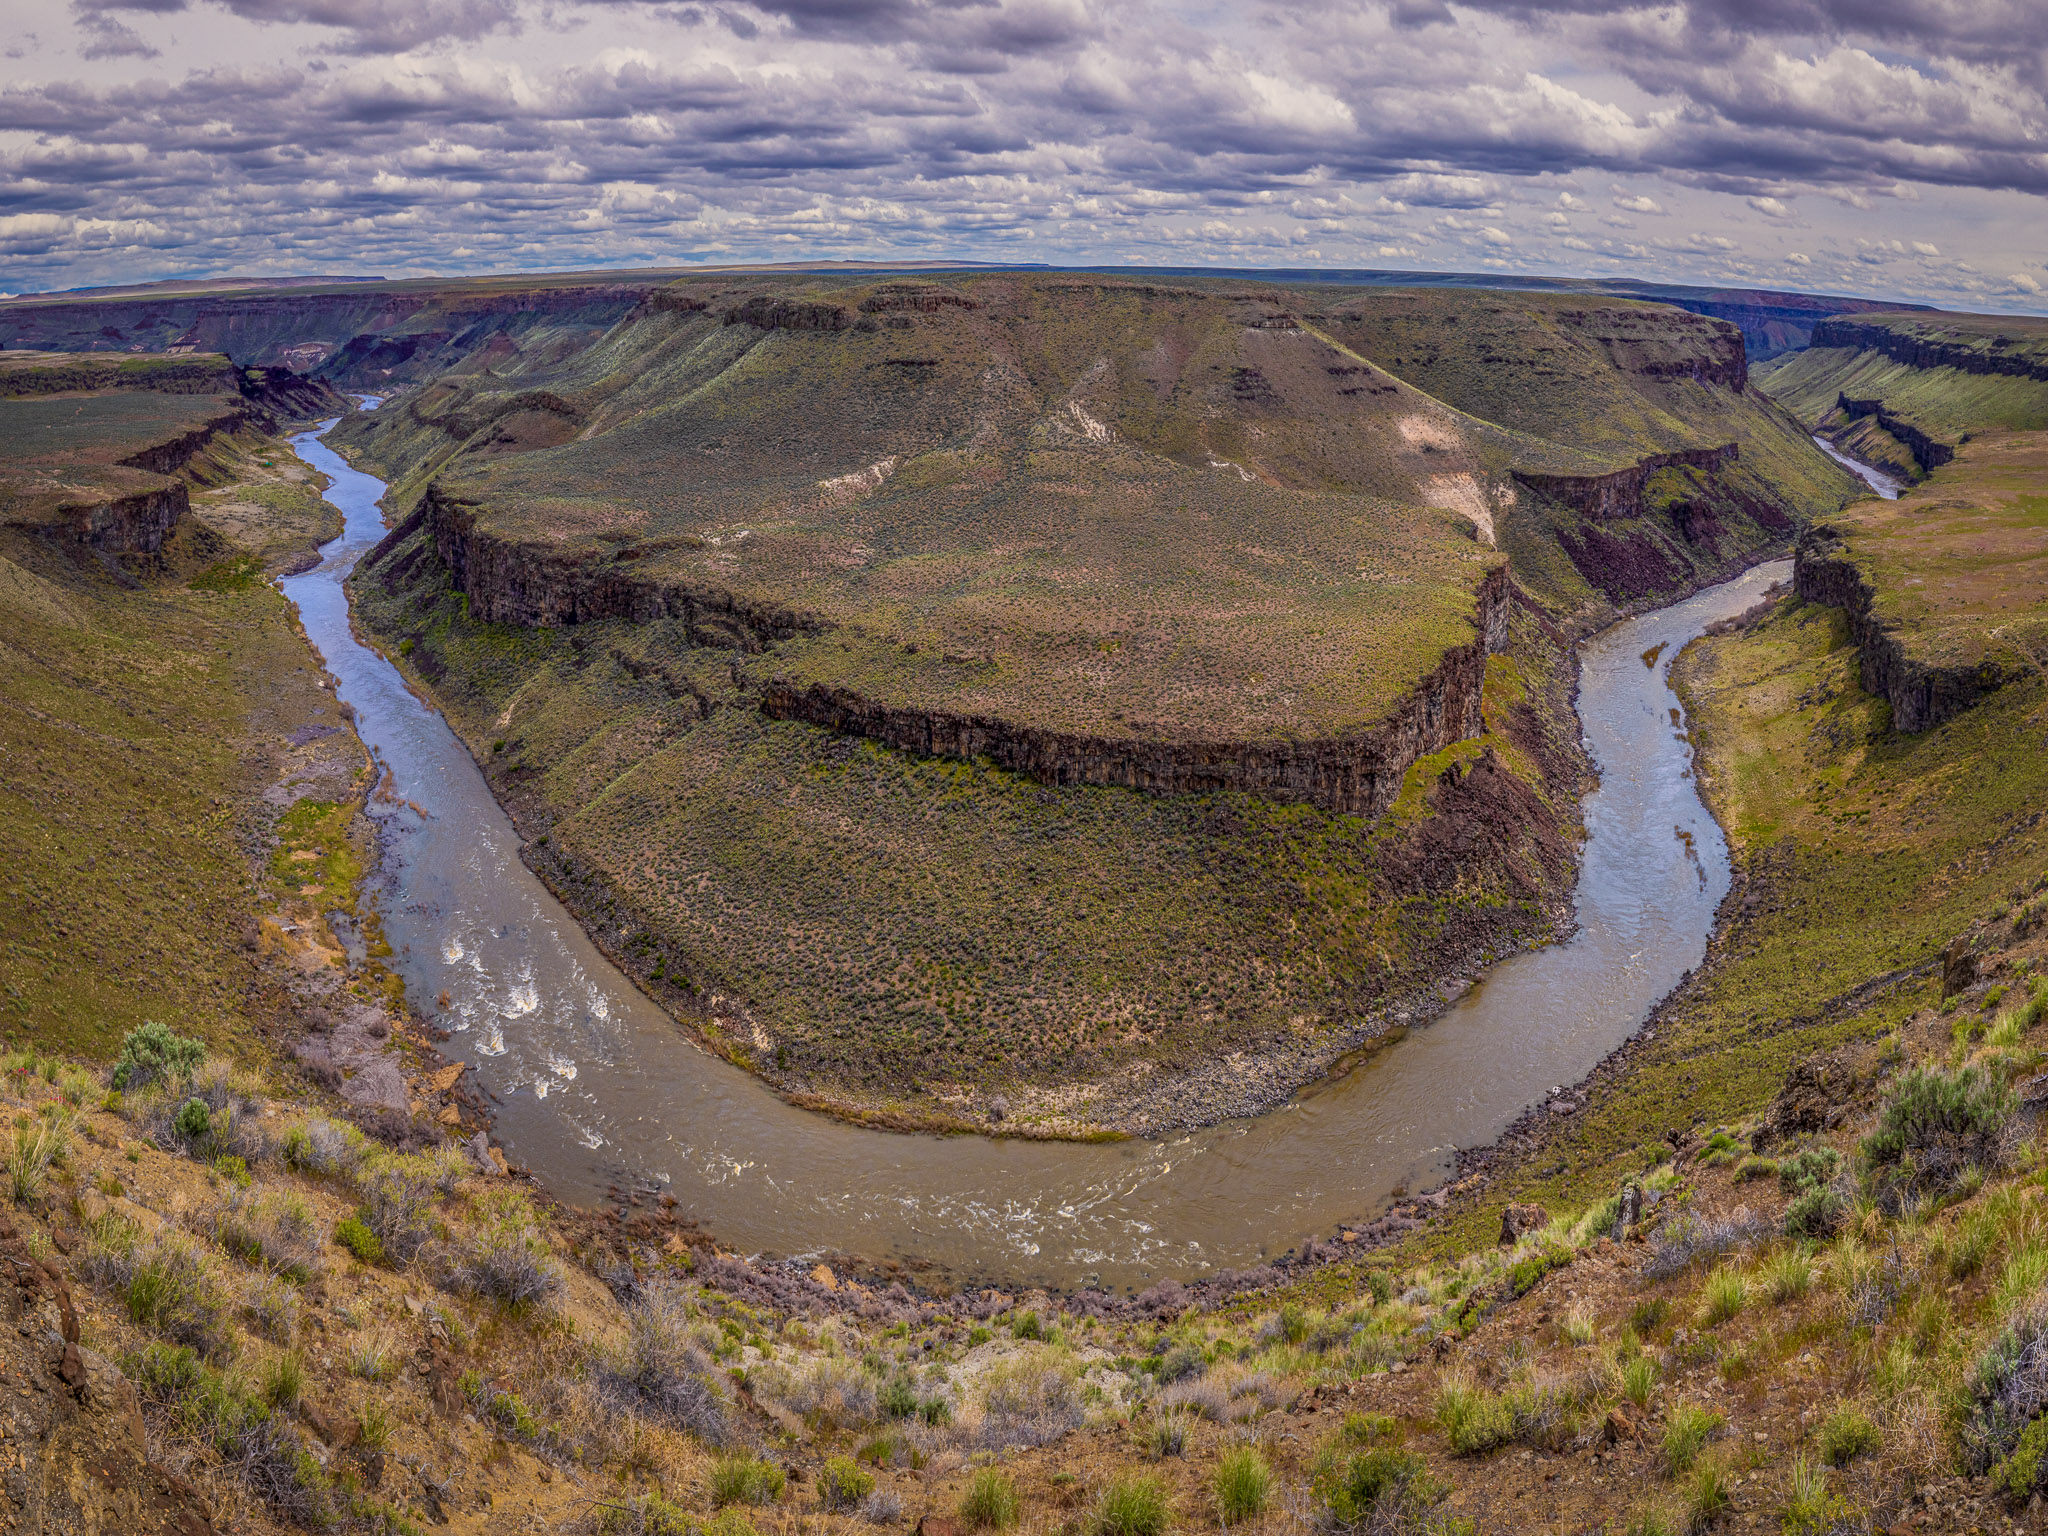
left=283, top=408, right=1793, bottom=1292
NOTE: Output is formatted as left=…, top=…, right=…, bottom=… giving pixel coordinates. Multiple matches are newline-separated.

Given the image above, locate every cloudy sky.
left=2, top=0, right=2045, bottom=310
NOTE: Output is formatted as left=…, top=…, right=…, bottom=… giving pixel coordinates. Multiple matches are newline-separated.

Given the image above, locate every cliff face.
left=421, top=483, right=827, bottom=649
left=411, top=485, right=1512, bottom=820
left=1794, top=523, right=2006, bottom=732
left=1835, top=394, right=1954, bottom=473
left=1511, top=443, right=1739, bottom=521
left=1809, top=319, right=2048, bottom=384
left=54, top=482, right=190, bottom=554
left=762, top=567, right=1505, bottom=818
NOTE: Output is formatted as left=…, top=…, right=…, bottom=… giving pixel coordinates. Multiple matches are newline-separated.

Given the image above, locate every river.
left=282, top=409, right=1792, bottom=1292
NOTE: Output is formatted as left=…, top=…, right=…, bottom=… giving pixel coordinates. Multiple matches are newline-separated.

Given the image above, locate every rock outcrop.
left=1809, top=318, right=2048, bottom=384
left=1794, top=522, right=2007, bottom=732
left=722, top=297, right=861, bottom=333
left=0, top=1219, right=215, bottom=1534
left=1834, top=393, right=1954, bottom=473
left=1512, top=444, right=1738, bottom=522
left=760, top=565, right=1512, bottom=819
left=48, top=483, right=190, bottom=554
left=419, top=483, right=827, bottom=647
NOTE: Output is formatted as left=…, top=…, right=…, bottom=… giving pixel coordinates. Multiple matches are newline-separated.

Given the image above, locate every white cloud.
left=0, top=0, right=2032, bottom=315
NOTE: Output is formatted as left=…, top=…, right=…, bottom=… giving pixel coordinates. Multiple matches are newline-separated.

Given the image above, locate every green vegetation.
left=0, top=400, right=361, bottom=1056
left=333, top=1214, right=386, bottom=1267
left=960, top=1466, right=1019, bottom=1529
left=1211, top=1446, right=1271, bottom=1525
left=1661, top=1405, right=1722, bottom=1478
left=110, top=1022, right=207, bottom=1092
left=709, top=1455, right=787, bottom=1508
left=1089, top=1473, right=1170, bottom=1536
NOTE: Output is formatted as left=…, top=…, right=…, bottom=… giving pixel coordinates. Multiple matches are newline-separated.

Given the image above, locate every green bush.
left=334, top=1215, right=386, bottom=1267
left=879, top=1375, right=919, bottom=1419
left=111, top=1021, right=206, bottom=1092
left=1662, top=1404, right=1722, bottom=1477
left=1090, top=1474, right=1169, bottom=1536
left=1685, top=1460, right=1730, bottom=1530
left=1317, top=1446, right=1451, bottom=1529
left=174, top=1098, right=213, bottom=1142
left=1777, top=1146, right=1842, bottom=1193
left=1620, top=1355, right=1658, bottom=1409
left=1861, top=1065, right=2016, bottom=1200
left=817, top=1456, right=873, bottom=1511
left=960, top=1466, right=1019, bottom=1530
left=1994, top=1417, right=2048, bottom=1500
left=1817, top=1406, right=1879, bottom=1466
left=1759, top=1247, right=1813, bottom=1304
left=1699, top=1267, right=1746, bottom=1326
left=1212, top=1447, right=1271, bottom=1526
left=1783, top=1185, right=1846, bottom=1241
left=1510, top=1248, right=1568, bottom=1296
left=709, top=1455, right=786, bottom=1508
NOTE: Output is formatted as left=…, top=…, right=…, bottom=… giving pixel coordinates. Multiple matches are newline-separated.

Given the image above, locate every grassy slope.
left=0, top=406, right=362, bottom=1060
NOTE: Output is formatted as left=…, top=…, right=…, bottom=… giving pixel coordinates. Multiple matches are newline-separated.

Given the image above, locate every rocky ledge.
left=1794, top=521, right=2009, bottom=732
left=1512, top=443, right=1738, bottom=522
left=761, top=566, right=1509, bottom=820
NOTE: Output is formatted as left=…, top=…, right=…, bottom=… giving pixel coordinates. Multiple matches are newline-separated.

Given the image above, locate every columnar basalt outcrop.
left=1794, top=523, right=2006, bottom=732
left=760, top=565, right=1512, bottom=819
left=409, top=482, right=1515, bottom=821
left=52, top=482, right=191, bottom=554
left=1810, top=318, right=2048, bottom=384
left=113, top=408, right=254, bottom=476
left=722, top=297, right=861, bottom=333
left=1512, top=444, right=1738, bottom=521
left=419, top=483, right=827, bottom=649
left=1834, top=393, right=1954, bottom=473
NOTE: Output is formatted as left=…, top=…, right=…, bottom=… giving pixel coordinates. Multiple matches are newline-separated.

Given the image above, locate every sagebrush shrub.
left=112, top=1021, right=205, bottom=1092
left=1862, top=1065, right=2016, bottom=1203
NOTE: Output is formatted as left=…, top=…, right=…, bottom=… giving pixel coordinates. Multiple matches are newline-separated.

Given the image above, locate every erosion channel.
left=287, top=408, right=1790, bottom=1293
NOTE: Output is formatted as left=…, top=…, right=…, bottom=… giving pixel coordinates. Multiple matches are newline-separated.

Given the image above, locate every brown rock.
left=1757, top=1055, right=1856, bottom=1148
left=1603, top=1406, right=1642, bottom=1444
left=1500, top=1203, right=1549, bottom=1245
left=918, top=1518, right=961, bottom=1536
left=1942, top=935, right=1978, bottom=998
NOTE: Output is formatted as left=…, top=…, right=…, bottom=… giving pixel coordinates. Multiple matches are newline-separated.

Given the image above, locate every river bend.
left=283, top=410, right=1788, bottom=1291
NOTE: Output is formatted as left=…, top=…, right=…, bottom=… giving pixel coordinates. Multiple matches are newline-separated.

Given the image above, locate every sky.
left=2, top=0, right=2045, bottom=311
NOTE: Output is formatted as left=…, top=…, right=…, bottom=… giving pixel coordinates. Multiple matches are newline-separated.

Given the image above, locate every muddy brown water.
left=285, top=409, right=1792, bottom=1292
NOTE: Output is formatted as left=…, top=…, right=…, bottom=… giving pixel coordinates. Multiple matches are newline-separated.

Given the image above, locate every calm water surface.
left=283, top=409, right=1788, bottom=1290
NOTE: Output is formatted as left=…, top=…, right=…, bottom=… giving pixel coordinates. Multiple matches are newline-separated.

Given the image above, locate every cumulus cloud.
left=0, top=0, right=2039, bottom=309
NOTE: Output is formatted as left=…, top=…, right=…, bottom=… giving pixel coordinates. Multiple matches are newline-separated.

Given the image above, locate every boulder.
left=1943, top=934, right=1978, bottom=998
left=1500, top=1203, right=1549, bottom=1245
